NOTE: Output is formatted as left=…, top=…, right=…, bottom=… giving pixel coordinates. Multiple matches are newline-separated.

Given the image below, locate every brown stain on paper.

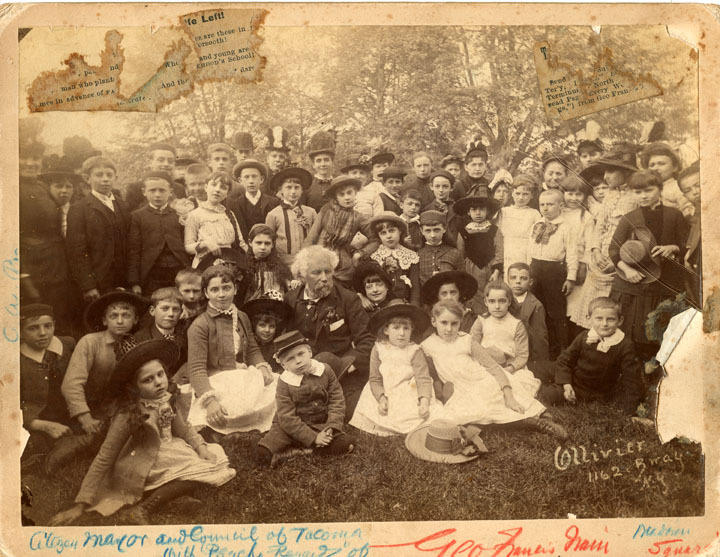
left=25, top=8, right=268, bottom=113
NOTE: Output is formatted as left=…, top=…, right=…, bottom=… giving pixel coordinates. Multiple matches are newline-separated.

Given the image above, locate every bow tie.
left=532, top=221, right=559, bottom=244
left=282, top=203, right=304, bottom=216
left=213, top=307, right=234, bottom=317
left=163, top=333, right=176, bottom=341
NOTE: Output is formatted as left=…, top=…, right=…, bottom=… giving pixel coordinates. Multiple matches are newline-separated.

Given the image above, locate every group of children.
left=19, top=130, right=702, bottom=525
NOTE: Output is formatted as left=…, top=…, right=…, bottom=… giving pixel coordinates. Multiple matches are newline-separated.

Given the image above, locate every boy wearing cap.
left=371, top=166, right=406, bottom=216
left=20, top=304, right=74, bottom=453
left=255, top=330, right=352, bottom=467
left=417, top=210, right=463, bottom=285
left=128, top=172, right=191, bottom=296
left=423, top=170, right=457, bottom=214
left=67, top=156, right=130, bottom=302
left=229, top=159, right=280, bottom=239
left=305, top=131, right=337, bottom=212
left=125, top=143, right=183, bottom=212
left=355, top=151, right=395, bottom=216
left=265, top=167, right=317, bottom=267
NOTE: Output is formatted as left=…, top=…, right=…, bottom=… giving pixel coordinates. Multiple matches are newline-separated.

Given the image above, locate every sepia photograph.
left=5, top=5, right=714, bottom=550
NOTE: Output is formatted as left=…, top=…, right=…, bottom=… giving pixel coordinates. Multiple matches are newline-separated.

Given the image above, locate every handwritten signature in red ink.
left=371, top=525, right=610, bottom=557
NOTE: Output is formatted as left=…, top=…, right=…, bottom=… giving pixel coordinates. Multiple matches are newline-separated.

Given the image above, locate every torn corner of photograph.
left=655, top=308, right=705, bottom=446
left=22, top=7, right=267, bottom=114
left=533, top=40, right=663, bottom=121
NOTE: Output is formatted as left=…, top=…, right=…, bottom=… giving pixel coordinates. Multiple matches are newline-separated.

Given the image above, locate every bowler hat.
left=273, top=330, right=311, bottom=359
left=324, top=175, right=362, bottom=198
left=369, top=211, right=408, bottom=236
left=38, top=156, right=84, bottom=184
left=405, top=420, right=487, bottom=463
left=232, top=159, right=268, bottom=180
left=368, top=300, right=430, bottom=342
left=242, top=290, right=293, bottom=325
left=307, top=131, right=336, bottom=159
left=340, top=153, right=371, bottom=174
left=453, top=190, right=499, bottom=215
left=370, top=151, right=395, bottom=166
left=269, top=166, right=313, bottom=192
left=421, top=270, right=478, bottom=305
left=428, top=169, right=455, bottom=185
left=233, top=131, right=254, bottom=152
left=108, top=338, right=179, bottom=394
left=84, top=290, right=149, bottom=332
left=353, top=261, right=393, bottom=293
left=616, top=225, right=661, bottom=284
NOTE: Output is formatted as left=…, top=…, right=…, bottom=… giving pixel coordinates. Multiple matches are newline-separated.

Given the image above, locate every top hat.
left=340, top=153, right=371, bottom=174
left=324, top=175, right=362, bottom=198
left=307, top=131, right=336, bottom=159
left=232, top=158, right=268, bottom=181
left=233, top=131, right=254, bottom=152
left=266, top=126, right=291, bottom=153
left=616, top=225, right=661, bottom=284
left=108, top=337, right=180, bottom=394
left=368, top=299, right=431, bottom=341
left=405, top=420, right=487, bottom=463
left=84, top=290, right=149, bottom=332
left=270, top=166, right=313, bottom=192
left=242, top=290, right=293, bottom=325
left=273, top=330, right=311, bottom=359
left=370, top=150, right=395, bottom=167
left=428, top=169, right=456, bottom=185
left=369, top=211, right=408, bottom=236
left=421, top=270, right=478, bottom=305
left=453, top=190, right=499, bottom=215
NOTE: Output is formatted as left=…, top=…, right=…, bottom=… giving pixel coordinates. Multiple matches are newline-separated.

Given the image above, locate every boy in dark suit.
left=124, top=143, right=183, bottom=212
left=128, top=171, right=191, bottom=296
left=229, top=159, right=280, bottom=239
left=305, top=131, right=337, bottom=211
left=66, top=156, right=130, bottom=303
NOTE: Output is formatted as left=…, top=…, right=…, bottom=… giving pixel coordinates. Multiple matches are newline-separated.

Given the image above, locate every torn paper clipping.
left=25, top=8, right=266, bottom=112
left=3, top=3, right=720, bottom=557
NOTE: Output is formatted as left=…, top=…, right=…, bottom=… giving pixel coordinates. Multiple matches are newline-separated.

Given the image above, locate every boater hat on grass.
left=405, top=420, right=488, bottom=463
left=421, top=270, right=478, bottom=305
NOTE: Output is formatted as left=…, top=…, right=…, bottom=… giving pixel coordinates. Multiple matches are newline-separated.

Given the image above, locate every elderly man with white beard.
left=285, top=245, right=374, bottom=417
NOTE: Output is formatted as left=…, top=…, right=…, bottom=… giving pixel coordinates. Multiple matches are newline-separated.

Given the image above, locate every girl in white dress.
left=421, top=300, right=566, bottom=437
left=469, top=281, right=540, bottom=395
left=350, top=301, right=442, bottom=436
left=495, top=175, right=541, bottom=280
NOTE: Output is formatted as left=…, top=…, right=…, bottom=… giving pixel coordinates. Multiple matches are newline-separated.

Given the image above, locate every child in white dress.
left=469, top=281, right=540, bottom=395
left=350, top=301, right=441, bottom=436
left=496, top=175, right=541, bottom=280
left=421, top=300, right=566, bottom=437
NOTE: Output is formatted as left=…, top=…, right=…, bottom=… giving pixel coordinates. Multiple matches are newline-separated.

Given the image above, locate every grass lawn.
left=21, top=401, right=703, bottom=526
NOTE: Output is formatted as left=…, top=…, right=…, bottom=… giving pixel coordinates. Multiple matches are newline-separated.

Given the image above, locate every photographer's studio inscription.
left=534, top=41, right=663, bottom=120
left=26, top=9, right=266, bottom=113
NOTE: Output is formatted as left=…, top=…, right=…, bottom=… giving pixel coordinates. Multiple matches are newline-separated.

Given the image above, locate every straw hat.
left=368, top=299, right=430, bottom=342
left=84, top=290, right=149, bottom=332
left=108, top=337, right=180, bottom=394
left=405, top=420, right=488, bottom=464
left=368, top=211, right=408, bottom=236
left=616, top=225, right=661, bottom=284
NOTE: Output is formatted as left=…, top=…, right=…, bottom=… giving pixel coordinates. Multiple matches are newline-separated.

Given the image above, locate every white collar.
left=148, top=203, right=169, bottom=211
left=586, top=328, right=625, bottom=352
left=401, top=214, right=420, bottom=223
left=92, top=190, right=115, bottom=202
left=245, top=190, right=262, bottom=204
left=279, top=359, right=325, bottom=386
left=514, top=292, right=528, bottom=304
left=20, top=336, right=63, bottom=363
left=536, top=214, right=564, bottom=225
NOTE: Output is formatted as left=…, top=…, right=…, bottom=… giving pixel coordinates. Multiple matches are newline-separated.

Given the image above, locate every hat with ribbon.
left=241, top=290, right=293, bottom=325
left=370, top=150, right=395, bottom=167
left=616, top=225, right=662, bottom=284
left=84, top=290, right=149, bottom=332
left=324, top=175, right=363, bottom=198
left=108, top=337, right=180, bottom=394
left=266, top=126, right=290, bottom=153
left=369, top=211, right=408, bottom=236
left=405, top=420, right=488, bottom=463
left=38, top=155, right=84, bottom=184
left=440, top=154, right=463, bottom=169
left=453, top=189, right=499, bottom=216
left=368, top=299, right=430, bottom=342
left=340, top=153, right=372, bottom=174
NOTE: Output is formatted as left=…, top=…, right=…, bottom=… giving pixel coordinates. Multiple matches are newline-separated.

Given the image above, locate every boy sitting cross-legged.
left=254, top=330, right=354, bottom=467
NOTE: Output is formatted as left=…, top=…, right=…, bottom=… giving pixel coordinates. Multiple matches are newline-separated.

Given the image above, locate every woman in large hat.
left=50, top=338, right=235, bottom=526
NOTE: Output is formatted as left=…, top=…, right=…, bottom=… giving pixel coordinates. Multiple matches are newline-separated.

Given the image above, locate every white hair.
left=291, top=245, right=339, bottom=278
